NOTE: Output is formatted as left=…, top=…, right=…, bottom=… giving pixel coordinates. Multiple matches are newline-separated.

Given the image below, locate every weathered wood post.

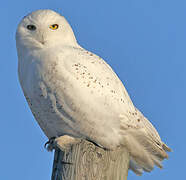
left=51, top=139, right=129, bottom=180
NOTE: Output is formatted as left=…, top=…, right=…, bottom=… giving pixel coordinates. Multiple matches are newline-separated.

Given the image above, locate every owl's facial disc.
left=16, top=9, right=77, bottom=49
left=25, top=23, right=59, bottom=45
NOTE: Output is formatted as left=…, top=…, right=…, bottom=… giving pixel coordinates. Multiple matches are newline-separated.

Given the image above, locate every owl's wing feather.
left=51, top=46, right=171, bottom=174
left=119, top=109, right=171, bottom=174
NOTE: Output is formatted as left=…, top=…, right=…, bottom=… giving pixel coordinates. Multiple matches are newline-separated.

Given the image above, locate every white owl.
left=16, top=9, right=171, bottom=175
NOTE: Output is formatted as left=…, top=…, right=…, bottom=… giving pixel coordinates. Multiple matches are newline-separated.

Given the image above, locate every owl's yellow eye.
left=49, top=24, right=59, bottom=30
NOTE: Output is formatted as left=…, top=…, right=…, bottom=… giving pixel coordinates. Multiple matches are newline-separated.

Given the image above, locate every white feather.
left=16, top=9, right=171, bottom=175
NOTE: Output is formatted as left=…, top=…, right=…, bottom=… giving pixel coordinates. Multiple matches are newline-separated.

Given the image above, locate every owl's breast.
left=18, top=56, right=79, bottom=138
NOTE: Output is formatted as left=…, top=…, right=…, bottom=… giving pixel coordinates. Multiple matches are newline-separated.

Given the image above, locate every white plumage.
left=16, top=9, right=171, bottom=175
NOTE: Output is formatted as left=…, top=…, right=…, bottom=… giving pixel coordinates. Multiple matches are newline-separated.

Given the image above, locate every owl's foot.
left=55, top=135, right=80, bottom=151
left=45, top=136, right=80, bottom=152
left=44, top=137, right=56, bottom=151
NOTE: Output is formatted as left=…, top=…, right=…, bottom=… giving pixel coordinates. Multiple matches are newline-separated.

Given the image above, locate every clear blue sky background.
left=0, top=0, right=184, bottom=179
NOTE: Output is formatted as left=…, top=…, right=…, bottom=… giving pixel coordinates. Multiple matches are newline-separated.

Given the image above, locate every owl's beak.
left=40, top=34, right=45, bottom=45
left=36, top=32, right=45, bottom=45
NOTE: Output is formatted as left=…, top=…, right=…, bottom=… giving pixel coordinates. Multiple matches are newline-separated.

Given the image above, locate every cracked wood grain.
left=51, top=140, right=129, bottom=180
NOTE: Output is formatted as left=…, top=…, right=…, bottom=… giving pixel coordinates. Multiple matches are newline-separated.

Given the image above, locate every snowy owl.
left=16, top=9, right=171, bottom=175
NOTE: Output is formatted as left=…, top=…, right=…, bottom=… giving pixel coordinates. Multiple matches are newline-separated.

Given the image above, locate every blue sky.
left=0, top=0, right=184, bottom=179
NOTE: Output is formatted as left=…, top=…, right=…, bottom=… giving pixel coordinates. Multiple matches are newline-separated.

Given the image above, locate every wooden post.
left=51, top=139, right=129, bottom=180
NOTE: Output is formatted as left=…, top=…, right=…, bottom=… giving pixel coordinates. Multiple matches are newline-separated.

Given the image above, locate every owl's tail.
left=122, top=129, right=171, bottom=175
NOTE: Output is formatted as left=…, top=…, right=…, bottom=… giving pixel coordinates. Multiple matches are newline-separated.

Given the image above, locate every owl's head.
left=16, top=9, right=77, bottom=50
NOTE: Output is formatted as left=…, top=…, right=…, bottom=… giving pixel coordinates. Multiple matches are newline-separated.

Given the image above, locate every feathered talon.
left=44, top=137, right=56, bottom=151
